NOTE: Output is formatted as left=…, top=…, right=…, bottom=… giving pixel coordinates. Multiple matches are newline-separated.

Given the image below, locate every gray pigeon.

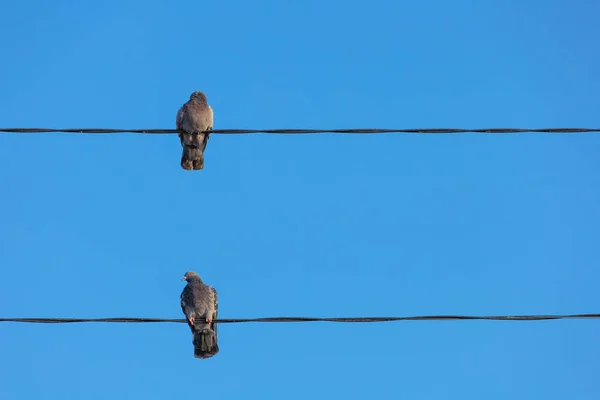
left=175, top=91, right=214, bottom=170
left=180, top=271, right=219, bottom=359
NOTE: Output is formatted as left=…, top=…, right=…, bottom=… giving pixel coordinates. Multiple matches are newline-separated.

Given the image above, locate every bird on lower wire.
left=175, top=91, right=214, bottom=170
left=180, top=271, right=219, bottom=359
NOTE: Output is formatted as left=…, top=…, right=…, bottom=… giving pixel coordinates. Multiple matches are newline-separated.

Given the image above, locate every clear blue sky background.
left=1, top=0, right=599, bottom=398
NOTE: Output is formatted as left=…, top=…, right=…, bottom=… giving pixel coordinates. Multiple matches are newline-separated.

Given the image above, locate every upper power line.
left=1, top=127, right=599, bottom=135
left=1, top=314, right=599, bottom=324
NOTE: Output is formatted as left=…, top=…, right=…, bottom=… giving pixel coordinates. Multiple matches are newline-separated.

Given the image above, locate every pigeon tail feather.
left=193, top=328, right=219, bottom=359
left=181, top=146, right=204, bottom=170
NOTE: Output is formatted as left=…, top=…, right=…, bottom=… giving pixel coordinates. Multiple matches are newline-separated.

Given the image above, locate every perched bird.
left=180, top=271, right=219, bottom=359
left=175, top=91, right=214, bottom=170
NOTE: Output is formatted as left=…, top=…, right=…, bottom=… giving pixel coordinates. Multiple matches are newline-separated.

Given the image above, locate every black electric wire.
left=1, top=314, right=599, bottom=324
left=0, top=127, right=599, bottom=135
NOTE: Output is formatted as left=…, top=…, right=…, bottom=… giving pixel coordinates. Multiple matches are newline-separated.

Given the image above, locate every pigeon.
left=175, top=91, right=214, bottom=170
left=180, top=271, right=219, bottom=359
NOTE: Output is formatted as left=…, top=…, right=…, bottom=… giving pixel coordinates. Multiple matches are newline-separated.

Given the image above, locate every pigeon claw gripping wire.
left=186, top=316, right=196, bottom=333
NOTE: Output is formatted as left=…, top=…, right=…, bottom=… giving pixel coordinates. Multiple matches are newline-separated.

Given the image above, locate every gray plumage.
left=180, top=271, right=219, bottom=359
left=175, top=91, right=214, bottom=170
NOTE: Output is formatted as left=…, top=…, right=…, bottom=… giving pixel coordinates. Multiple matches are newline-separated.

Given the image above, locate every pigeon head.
left=182, top=271, right=202, bottom=282
left=189, top=91, right=207, bottom=102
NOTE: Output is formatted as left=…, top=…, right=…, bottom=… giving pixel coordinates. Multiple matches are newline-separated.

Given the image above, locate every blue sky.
left=1, top=0, right=599, bottom=398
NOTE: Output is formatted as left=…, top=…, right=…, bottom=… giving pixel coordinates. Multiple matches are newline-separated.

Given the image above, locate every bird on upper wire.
left=175, top=91, right=214, bottom=170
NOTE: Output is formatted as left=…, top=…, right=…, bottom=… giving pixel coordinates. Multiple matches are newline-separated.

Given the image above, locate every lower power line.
left=1, top=314, right=599, bottom=324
